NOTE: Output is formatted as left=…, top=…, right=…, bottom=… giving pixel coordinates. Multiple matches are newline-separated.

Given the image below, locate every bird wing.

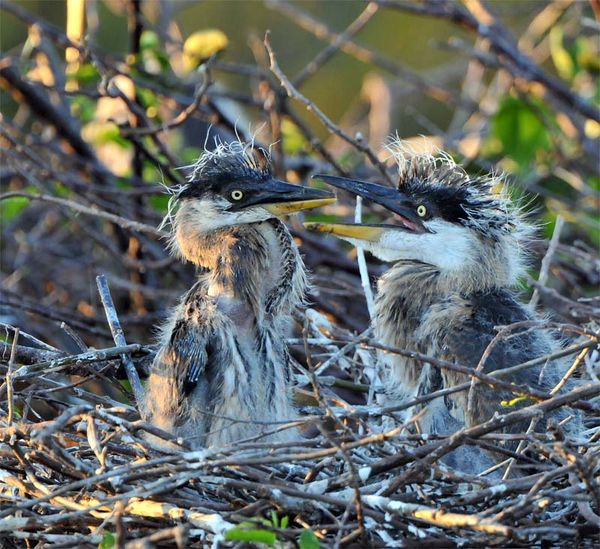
left=152, top=283, right=220, bottom=400
left=167, top=315, right=215, bottom=397
left=438, top=289, right=550, bottom=426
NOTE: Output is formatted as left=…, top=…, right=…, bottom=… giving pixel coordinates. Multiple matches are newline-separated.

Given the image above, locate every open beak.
left=311, top=174, right=428, bottom=234
left=243, top=178, right=335, bottom=215
left=303, top=222, right=384, bottom=241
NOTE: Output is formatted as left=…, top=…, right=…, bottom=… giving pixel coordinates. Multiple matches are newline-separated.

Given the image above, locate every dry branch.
left=96, top=275, right=146, bottom=418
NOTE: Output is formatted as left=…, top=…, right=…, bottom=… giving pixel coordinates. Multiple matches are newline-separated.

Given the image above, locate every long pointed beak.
left=312, top=174, right=427, bottom=233
left=263, top=196, right=335, bottom=215
left=245, top=178, right=335, bottom=215
left=303, top=222, right=384, bottom=242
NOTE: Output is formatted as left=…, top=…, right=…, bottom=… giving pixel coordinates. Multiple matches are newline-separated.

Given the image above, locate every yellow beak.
left=264, top=197, right=336, bottom=216
left=303, top=222, right=384, bottom=242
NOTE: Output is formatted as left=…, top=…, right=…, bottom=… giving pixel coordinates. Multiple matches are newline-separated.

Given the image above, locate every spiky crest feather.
left=384, top=138, right=535, bottom=244
left=158, top=138, right=272, bottom=232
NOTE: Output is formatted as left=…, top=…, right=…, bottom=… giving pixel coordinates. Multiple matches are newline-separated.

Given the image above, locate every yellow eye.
left=230, top=190, right=244, bottom=201
left=416, top=204, right=427, bottom=218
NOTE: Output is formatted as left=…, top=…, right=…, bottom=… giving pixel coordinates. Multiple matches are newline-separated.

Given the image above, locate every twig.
left=6, top=328, right=19, bottom=425
left=363, top=494, right=512, bottom=536
left=96, top=275, right=146, bottom=418
left=0, top=341, right=64, bottom=365
left=354, top=197, right=375, bottom=320
left=0, top=322, right=58, bottom=352
left=123, top=63, right=212, bottom=136
left=530, top=215, right=564, bottom=309
left=292, top=2, right=379, bottom=89
left=7, top=343, right=150, bottom=381
left=376, top=0, right=600, bottom=123
left=264, top=31, right=393, bottom=185
left=550, top=345, right=592, bottom=396
left=0, top=192, right=165, bottom=237
left=358, top=337, right=599, bottom=413
left=269, top=0, right=461, bottom=106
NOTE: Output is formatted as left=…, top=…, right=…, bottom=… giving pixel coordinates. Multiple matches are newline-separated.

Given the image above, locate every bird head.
left=305, top=149, right=532, bottom=291
left=166, top=142, right=335, bottom=261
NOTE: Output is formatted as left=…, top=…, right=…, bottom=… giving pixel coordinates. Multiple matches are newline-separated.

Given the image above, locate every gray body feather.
left=147, top=219, right=306, bottom=448
left=375, top=263, right=580, bottom=473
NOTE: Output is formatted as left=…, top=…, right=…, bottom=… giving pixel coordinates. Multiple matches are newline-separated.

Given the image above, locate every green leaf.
left=98, top=532, right=116, bottom=549
left=71, top=95, right=97, bottom=124
left=224, top=527, right=276, bottom=546
left=140, top=30, right=160, bottom=51
left=280, top=515, right=289, bottom=529
left=137, top=87, right=159, bottom=110
left=299, top=529, right=320, bottom=549
left=269, top=509, right=278, bottom=528
left=84, top=122, right=130, bottom=148
left=490, top=96, right=552, bottom=167
left=0, top=196, right=30, bottom=224
left=181, top=147, right=202, bottom=165
left=70, top=63, right=100, bottom=85
left=149, top=194, right=170, bottom=212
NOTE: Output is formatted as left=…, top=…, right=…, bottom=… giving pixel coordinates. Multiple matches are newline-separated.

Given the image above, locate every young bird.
left=306, top=145, right=579, bottom=462
left=146, top=143, right=334, bottom=448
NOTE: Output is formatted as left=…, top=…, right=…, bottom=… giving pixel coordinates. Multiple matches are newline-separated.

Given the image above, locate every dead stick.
left=96, top=275, right=146, bottom=418
left=530, top=215, right=564, bottom=310
left=264, top=30, right=393, bottom=185
left=6, top=328, right=19, bottom=425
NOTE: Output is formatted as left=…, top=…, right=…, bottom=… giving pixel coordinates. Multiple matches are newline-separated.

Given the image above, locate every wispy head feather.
left=182, top=139, right=271, bottom=188
left=384, top=137, right=534, bottom=243
left=158, top=139, right=272, bottom=232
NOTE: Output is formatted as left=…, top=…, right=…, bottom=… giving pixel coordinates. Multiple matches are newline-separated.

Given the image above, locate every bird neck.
left=374, top=260, right=504, bottom=347
left=177, top=220, right=306, bottom=317
left=374, top=261, right=438, bottom=339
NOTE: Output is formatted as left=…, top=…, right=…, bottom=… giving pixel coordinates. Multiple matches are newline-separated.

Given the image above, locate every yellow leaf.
left=549, top=27, right=574, bottom=81
left=585, top=120, right=600, bottom=139
left=500, top=394, right=531, bottom=408
left=183, top=29, right=229, bottom=72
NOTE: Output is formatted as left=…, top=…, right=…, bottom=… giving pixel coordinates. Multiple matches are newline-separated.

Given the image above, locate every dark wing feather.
left=167, top=318, right=213, bottom=396
left=439, top=289, right=551, bottom=426
left=157, top=283, right=221, bottom=400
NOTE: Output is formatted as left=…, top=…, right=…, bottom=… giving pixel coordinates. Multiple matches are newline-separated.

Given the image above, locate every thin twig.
left=96, top=275, right=146, bottom=418
left=0, top=192, right=165, bottom=237
left=264, top=31, right=393, bottom=185
left=6, top=328, right=19, bottom=425
left=530, top=215, right=564, bottom=309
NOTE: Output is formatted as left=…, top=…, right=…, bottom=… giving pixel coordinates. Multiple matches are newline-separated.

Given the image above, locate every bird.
left=305, top=143, right=580, bottom=467
left=145, top=142, right=335, bottom=448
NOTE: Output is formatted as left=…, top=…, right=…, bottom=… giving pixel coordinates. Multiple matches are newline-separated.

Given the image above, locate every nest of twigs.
left=1, top=291, right=599, bottom=548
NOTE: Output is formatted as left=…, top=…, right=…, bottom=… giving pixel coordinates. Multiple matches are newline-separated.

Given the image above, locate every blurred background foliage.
left=0, top=0, right=598, bottom=349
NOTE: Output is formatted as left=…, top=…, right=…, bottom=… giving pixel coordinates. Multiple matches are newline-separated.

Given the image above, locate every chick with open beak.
left=146, top=142, right=335, bottom=449
left=306, top=147, right=580, bottom=473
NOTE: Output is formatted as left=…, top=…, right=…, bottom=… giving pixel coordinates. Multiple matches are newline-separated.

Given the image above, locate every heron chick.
left=147, top=143, right=334, bottom=448
left=306, top=145, right=580, bottom=453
